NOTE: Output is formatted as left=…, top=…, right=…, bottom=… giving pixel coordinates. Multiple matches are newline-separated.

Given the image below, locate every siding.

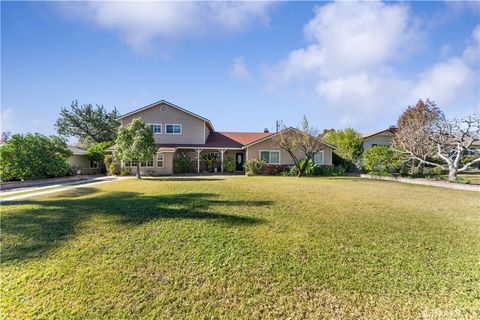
left=120, top=103, right=207, bottom=145
left=245, top=138, right=333, bottom=165
left=363, top=134, right=394, bottom=150
left=127, top=152, right=174, bottom=175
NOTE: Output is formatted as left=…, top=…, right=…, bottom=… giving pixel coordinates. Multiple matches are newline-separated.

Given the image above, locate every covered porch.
left=175, top=147, right=245, bottom=174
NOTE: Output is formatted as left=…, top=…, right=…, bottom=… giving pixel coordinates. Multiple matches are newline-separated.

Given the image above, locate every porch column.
left=194, top=148, right=203, bottom=173
left=219, top=149, right=226, bottom=173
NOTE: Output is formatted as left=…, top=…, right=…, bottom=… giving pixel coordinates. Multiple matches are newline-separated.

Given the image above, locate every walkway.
left=0, top=176, right=132, bottom=203
left=360, top=174, right=480, bottom=192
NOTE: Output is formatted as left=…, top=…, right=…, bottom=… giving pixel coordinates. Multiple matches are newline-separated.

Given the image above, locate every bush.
left=201, top=153, right=218, bottom=172
left=244, top=158, right=265, bottom=176
left=363, top=146, right=398, bottom=175
left=314, top=165, right=346, bottom=176
left=120, top=168, right=130, bottom=176
left=223, top=157, right=235, bottom=173
left=173, top=153, right=194, bottom=174
left=461, top=154, right=480, bottom=170
left=107, top=162, right=121, bottom=175
left=87, top=141, right=112, bottom=163
left=0, top=133, right=72, bottom=181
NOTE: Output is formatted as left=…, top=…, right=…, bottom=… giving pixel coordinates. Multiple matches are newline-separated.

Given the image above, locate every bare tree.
left=273, top=116, right=325, bottom=177
left=394, top=99, right=442, bottom=173
left=397, top=109, right=480, bottom=180
left=428, top=114, right=480, bottom=180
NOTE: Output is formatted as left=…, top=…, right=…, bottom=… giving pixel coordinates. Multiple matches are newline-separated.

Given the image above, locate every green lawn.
left=1, top=177, right=479, bottom=319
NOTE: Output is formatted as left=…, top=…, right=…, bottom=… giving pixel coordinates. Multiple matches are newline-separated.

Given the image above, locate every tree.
left=273, top=116, right=325, bottom=177
left=115, top=118, right=156, bottom=179
left=395, top=101, right=480, bottom=181
left=363, top=146, right=398, bottom=175
left=394, top=99, right=442, bottom=174
left=55, top=100, right=120, bottom=146
left=0, top=133, right=72, bottom=181
left=87, top=141, right=113, bottom=163
left=427, top=114, right=480, bottom=181
left=1, top=132, right=11, bottom=144
left=323, top=128, right=363, bottom=170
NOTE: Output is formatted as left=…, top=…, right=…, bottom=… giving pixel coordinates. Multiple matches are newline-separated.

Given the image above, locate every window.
left=166, top=124, right=182, bottom=134
left=157, top=153, right=164, bottom=167
left=151, top=124, right=162, bottom=134
left=89, top=160, right=98, bottom=168
left=130, top=158, right=138, bottom=167
left=260, top=150, right=280, bottom=164
left=141, top=157, right=154, bottom=167
left=314, top=151, right=324, bottom=165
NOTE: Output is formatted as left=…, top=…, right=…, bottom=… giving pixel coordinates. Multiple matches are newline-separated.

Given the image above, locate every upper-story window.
left=166, top=124, right=182, bottom=134
left=150, top=124, right=162, bottom=134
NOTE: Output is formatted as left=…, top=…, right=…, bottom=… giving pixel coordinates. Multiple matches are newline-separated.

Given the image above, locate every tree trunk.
left=448, top=168, right=457, bottom=181
left=417, top=161, right=424, bottom=174
left=136, top=162, right=141, bottom=179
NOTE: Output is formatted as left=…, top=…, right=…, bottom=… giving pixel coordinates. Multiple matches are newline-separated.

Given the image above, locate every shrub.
left=244, top=158, right=265, bottom=176
left=450, top=177, right=470, bottom=184
left=223, top=157, right=235, bottom=173
left=363, top=146, right=398, bottom=175
left=461, top=154, right=480, bottom=170
left=107, top=162, right=121, bottom=175
left=87, top=141, right=112, bottom=163
left=120, top=168, right=130, bottom=176
left=201, top=153, right=218, bottom=172
left=173, top=153, right=194, bottom=174
left=0, top=133, right=72, bottom=181
left=314, top=165, right=346, bottom=176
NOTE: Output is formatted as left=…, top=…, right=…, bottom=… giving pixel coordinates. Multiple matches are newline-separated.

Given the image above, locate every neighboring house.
left=110, top=100, right=333, bottom=175
left=362, top=126, right=397, bottom=151
left=67, top=145, right=104, bottom=174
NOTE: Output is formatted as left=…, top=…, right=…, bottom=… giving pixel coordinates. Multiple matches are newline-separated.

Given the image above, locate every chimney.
left=264, top=128, right=269, bottom=133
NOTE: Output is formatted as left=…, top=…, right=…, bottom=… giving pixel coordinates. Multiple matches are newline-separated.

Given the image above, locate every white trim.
left=175, top=147, right=243, bottom=150
left=156, top=153, right=164, bottom=168
left=259, top=150, right=281, bottom=165
left=151, top=123, right=162, bottom=134
left=203, top=121, right=206, bottom=143
left=116, top=100, right=215, bottom=131
left=165, top=124, right=182, bottom=135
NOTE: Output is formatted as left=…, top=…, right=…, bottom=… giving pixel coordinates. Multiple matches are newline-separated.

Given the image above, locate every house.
left=111, top=100, right=333, bottom=175
left=67, top=145, right=104, bottom=174
left=362, top=126, right=397, bottom=151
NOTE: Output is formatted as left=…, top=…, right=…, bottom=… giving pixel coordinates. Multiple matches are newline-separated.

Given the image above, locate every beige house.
left=362, top=127, right=397, bottom=151
left=67, top=146, right=104, bottom=174
left=111, top=100, right=333, bottom=175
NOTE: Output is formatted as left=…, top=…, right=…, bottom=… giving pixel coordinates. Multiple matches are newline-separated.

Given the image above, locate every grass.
left=1, top=177, right=479, bottom=319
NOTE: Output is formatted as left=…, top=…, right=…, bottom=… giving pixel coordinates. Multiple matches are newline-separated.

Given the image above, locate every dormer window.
left=166, top=124, right=182, bottom=134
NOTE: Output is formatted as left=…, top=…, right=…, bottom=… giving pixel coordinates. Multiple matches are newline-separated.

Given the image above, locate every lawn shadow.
left=142, top=177, right=226, bottom=182
left=1, top=188, right=269, bottom=263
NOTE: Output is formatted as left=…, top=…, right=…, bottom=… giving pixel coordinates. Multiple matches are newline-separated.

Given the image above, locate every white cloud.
left=410, top=58, right=476, bottom=108
left=267, top=1, right=479, bottom=127
left=230, top=57, right=252, bottom=80
left=0, top=108, right=15, bottom=133
left=56, top=1, right=274, bottom=52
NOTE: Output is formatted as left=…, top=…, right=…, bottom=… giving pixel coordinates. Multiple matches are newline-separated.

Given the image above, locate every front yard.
left=1, top=177, right=479, bottom=319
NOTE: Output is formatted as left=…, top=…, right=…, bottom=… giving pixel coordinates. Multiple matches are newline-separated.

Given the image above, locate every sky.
left=1, top=1, right=480, bottom=140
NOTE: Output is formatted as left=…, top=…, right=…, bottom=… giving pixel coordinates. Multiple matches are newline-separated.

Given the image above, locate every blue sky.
left=2, top=1, right=479, bottom=140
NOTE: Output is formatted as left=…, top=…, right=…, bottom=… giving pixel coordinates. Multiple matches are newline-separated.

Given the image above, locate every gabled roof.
left=362, top=127, right=397, bottom=140
left=117, top=100, right=215, bottom=131
left=243, top=127, right=335, bottom=149
left=68, top=145, right=88, bottom=155
left=218, top=132, right=273, bottom=146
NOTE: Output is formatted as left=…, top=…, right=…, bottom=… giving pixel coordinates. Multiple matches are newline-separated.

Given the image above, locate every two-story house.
left=111, top=100, right=333, bottom=175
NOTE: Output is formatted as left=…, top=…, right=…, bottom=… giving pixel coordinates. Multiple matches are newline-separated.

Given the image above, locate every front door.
left=235, top=153, right=244, bottom=171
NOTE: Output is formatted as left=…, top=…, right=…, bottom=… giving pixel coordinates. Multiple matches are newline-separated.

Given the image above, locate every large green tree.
left=323, top=128, right=363, bottom=170
left=55, top=100, right=120, bottom=146
left=115, top=118, right=156, bottom=179
left=0, top=134, right=72, bottom=181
